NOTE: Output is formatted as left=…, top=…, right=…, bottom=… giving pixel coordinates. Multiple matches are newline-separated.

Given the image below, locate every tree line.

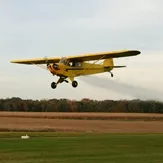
left=0, top=97, right=163, bottom=113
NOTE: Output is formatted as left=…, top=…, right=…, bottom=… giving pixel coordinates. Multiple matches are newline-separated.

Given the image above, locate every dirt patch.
left=0, top=112, right=163, bottom=120
left=0, top=112, right=163, bottom=133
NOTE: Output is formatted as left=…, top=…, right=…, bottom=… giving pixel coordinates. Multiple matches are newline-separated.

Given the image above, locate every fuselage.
left=48, top=62, right=113, bottom=78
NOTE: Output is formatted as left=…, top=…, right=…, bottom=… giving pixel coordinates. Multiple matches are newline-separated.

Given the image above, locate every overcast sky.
left=0, top=0, right=163, bottom=101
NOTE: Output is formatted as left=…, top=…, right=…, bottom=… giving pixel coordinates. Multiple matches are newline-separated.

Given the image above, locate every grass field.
left=0, top=132, right=163, bottom=163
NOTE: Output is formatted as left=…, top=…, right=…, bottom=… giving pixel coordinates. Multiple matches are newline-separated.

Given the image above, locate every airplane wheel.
left=111, top=73, right=114, bottom=77
left=72, top=81, right=78, bottom=88
left=51, top=82, right=57, bottom=89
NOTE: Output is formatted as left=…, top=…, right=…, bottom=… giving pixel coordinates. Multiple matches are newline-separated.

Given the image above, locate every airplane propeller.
left=44, top=56, right=60, bottom=70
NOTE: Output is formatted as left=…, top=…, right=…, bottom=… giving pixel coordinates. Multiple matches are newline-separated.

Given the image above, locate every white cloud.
left=61, top=0, right=162, bottom=29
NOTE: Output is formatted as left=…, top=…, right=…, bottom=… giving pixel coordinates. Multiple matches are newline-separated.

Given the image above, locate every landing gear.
left=51, top=77, right=67, bottom=89
left=51, top=82, right=57, bottom=89
left=64, top=79, right=69, bottom=83
left=51, top=77, right=78, bottom=89
left=110, top=72, right=114, bottom=77
left=72, top=80, right=78, bottom=88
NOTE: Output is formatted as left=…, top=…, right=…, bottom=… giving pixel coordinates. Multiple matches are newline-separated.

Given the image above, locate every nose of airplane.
left=47, top=64, right=55, bottom=74
left=53, top=63, right=60, bottom=70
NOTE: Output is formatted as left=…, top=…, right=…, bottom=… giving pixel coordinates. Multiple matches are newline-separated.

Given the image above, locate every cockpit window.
left=75, top=62, right=82, bottom=67
left=59, top=57, right=68, bottom=65
left=71, top=61, right=82, bottom=67
left=59, top=58, right=82, bottom=67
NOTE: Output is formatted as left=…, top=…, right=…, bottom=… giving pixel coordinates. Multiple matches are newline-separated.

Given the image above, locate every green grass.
left=0, top=132, right=163, bottom=163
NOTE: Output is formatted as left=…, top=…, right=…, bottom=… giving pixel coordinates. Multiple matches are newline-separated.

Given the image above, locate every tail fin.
left=103, top=58, right=126, bottom=69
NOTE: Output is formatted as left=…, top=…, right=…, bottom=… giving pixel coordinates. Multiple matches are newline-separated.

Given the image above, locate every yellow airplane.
left=11, top=50, right=140, bottom=89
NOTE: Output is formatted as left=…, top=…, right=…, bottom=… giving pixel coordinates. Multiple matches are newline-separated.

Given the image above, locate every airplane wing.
left=11, top=50, right=140, bottom=64
left=11, top=57, right=61, bottom=64
left=67, top=50, right=140, bottom=62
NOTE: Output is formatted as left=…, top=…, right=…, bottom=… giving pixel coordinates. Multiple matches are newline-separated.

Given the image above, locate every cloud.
left=61, top=0, right=162, bottom=29
left=58, top=0, right=163, bottom=51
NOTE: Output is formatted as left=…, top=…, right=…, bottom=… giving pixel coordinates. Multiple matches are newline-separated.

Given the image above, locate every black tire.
left=72, top=81, right=78, bottom=88
left=51, top=82, right=57, bottom=89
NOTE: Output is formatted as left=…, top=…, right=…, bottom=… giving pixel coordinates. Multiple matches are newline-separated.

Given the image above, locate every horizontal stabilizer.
left=104, top=66, right=126, bottom=68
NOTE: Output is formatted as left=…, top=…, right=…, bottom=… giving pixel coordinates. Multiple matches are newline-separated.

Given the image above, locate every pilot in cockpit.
left=71, top=61, right=82, bottom=67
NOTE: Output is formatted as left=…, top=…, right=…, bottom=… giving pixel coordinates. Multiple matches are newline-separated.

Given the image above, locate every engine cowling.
left=52, top=63, right=60, bottom=70
left=47, top=63, right=60, bottom=75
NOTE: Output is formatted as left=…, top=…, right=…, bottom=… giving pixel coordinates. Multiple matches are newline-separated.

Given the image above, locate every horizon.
left=1, top=96, right=162, bottom=103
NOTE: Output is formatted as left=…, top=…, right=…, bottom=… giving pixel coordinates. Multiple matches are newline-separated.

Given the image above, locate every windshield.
left=59, top=57, right=68, bottom=65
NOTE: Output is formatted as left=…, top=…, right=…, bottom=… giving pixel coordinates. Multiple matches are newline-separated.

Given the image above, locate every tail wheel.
left=72, top=81, right=78, bottom=88
left=51, top=82, right=57, bottom=89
